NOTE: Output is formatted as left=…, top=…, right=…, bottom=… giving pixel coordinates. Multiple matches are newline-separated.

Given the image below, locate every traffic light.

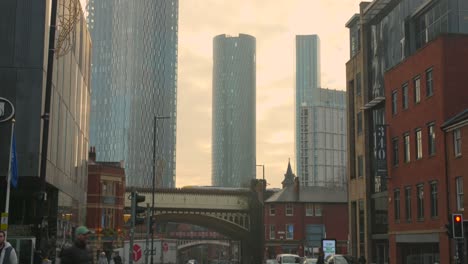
left=453, top=213, right=464, bottom=239
left=131, top=191, right=146, bottom=225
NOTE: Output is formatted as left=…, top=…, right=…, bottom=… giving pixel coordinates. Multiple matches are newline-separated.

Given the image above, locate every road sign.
left=0, top=97, right=14, bottom=123
left=133, top=244, right=142, bottom=262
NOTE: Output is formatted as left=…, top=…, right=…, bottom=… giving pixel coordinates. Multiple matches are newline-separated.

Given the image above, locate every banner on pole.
left=1, top=212, right=8, bottom=231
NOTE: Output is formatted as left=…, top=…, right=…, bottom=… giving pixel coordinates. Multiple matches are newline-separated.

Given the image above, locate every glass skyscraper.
left=296, top=35, right=321, bottom=181
left=295, top=35, right=347, bottom=188
left=88, top=0, right=178, bottom=188
left=212, top=34, right=256, bottom=187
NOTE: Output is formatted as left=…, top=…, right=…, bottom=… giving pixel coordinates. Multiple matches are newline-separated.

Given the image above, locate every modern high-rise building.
left=87, top=0, right=178, bottom=188
left=0, top=0, right=91, bottom=260
left=295, top=35, right=346, bottom=188
left=212, top=34, right=256, bottom=187
left=298, top=88, right=347, bottom=188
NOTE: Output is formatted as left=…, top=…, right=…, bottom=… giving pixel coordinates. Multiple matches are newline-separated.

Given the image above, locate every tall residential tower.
left=88, top=0, right=178, bottom=188
left=295, top=35, right=347, bottom=188
left=212, top=34, right=256, bottom=187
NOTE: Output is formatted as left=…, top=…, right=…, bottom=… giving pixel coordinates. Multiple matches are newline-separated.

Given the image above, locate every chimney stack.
left=89, top=146, right=96, bottom=162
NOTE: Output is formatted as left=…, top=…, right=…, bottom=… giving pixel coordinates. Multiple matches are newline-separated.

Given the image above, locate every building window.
left=428, top=123, right=436, bottom=156
left=430, top=182, right=438, bottom=218
left=359, top=200, right=365, bottom=255
left=356, top=73, right=361, bottom=96
left=269, top=225, right=275, bottom=239
left=405, top=187, right=412, bottom=221
left=392, top=90, right=398, bottom=115
left=426, top=68, right=433, bottom=96
left=315, top=204, right=322, bottom=216
left=417, top=185, right=424, bottom=220
left=402, top=83, right=409, bottom=109
left=454, top=128, right=462, bottom=157
left=269, top=205, right=276, bottom=216
left=357, top=112, right=363, bottom=134
left=404, top=133, right=410, bottom=163
left=414, top=76, right=421, bottom=103
left=357, top=155, right=363, bottom=177
left=415, top=129, right=422, bottom=160
left=286, top=224, right=294, bottom=240
left=392, top=137, right=399, bottom=166
left=286, top=204, right=294, bottom=216
left=457, top=177, right=464, bottom=211
left=394, top=189, right=400, bottom=221
left=306, top=204, right=314, bottom=216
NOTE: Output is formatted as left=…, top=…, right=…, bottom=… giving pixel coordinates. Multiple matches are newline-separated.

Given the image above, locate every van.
left=276, top=254, right=301, bottom=264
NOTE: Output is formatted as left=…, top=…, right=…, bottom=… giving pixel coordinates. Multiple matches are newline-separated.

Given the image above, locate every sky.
left=176, top=0, right=362, bottom=188
left=80, top=0, right=363, bottom=188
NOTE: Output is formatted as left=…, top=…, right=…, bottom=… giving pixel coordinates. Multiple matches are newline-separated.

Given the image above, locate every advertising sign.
left=322, top=239, right=336, bottom=258
left=374, top=124, right=387, bottom=177
left=122, top=239, right=177, bottom=264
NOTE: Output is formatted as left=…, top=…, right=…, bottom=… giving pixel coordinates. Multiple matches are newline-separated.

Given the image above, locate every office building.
left=212, top=34, right=256, bottom=187
left=385, top=35, right=468, bottom=263
left=346, top=0, right=468, bottom=263
left=0, top=0, right=91, bottom=260
left=87, top=0, right=178, bottom=188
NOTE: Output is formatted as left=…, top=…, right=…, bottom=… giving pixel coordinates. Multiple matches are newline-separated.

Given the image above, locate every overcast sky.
left=176, top=0, right=361, bottom=188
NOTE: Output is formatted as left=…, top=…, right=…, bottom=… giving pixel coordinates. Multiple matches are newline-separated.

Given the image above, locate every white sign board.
left=322, top=239, right=336, bottom=258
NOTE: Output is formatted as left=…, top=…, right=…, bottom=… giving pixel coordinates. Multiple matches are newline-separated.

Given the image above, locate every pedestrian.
left=98, top=252, right=108, bottom=264
left=0, top=231, right=18, bottom=264
left=358, top=255, right=366, bottom=264
left=112, top=252, right=122, bottom=264
left=60, top=226, right=93, bottom=264
left=316, top=247, right=325, bottom=264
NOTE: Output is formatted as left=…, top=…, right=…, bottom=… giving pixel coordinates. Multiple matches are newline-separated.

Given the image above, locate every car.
left=186, top=260, right=198, bottom=264
left=276, top=254, right=302, bottom=264
left=266, top=259, right=278, bottom=264
left=301, top=258, right=317, bottom=264
left=325, top=254, right=357, bottom=264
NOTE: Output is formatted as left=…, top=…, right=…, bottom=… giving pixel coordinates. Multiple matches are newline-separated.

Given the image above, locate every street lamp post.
left=151, top=115, right=170, bottom=264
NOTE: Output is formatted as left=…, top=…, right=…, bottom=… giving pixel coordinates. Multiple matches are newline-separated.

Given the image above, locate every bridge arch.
left=128, top=183, right=265, bottom=264
left=177, top=240, right=230, bottom=250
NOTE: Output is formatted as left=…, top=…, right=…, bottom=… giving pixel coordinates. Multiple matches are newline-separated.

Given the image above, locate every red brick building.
left=385, top=35, right=468, bottom=264
left=87, top=147, right=126, bottom=259
left=264, top=162, right=348, bottom=259
left=443, top=109, right=468, bottom=247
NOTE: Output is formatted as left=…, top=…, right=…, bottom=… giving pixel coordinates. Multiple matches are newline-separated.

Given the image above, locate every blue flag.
left=10, top=133, right=18, bottom=188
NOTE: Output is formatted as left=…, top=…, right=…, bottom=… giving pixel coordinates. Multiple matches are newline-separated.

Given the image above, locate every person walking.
left=112, top=252, right=122, bottom=264
left=316, top=247, right=325, bottom=264
left=60, top=226, right=93, bottom=264
left=358, top=256, right=366, bottom=264
left=97, top=252, right=108, bottom=264
left=0, top=231, right=18, bottom=264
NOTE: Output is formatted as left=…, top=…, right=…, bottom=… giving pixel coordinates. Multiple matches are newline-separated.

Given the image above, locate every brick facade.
left=86, top=147, right=126, bottom=259
left=385, top=35, right=468, bottom=264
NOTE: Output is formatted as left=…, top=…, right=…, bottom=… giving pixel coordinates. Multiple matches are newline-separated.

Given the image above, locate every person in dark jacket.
left=0, top=231, right=18, bottom=264
left=358, top=256, right=366, bottom=264
left=316, top=247, right=325, bottom=264
left=112, top=251, right=122, bottom=264
left=60, top=226, right=93, bottom=264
